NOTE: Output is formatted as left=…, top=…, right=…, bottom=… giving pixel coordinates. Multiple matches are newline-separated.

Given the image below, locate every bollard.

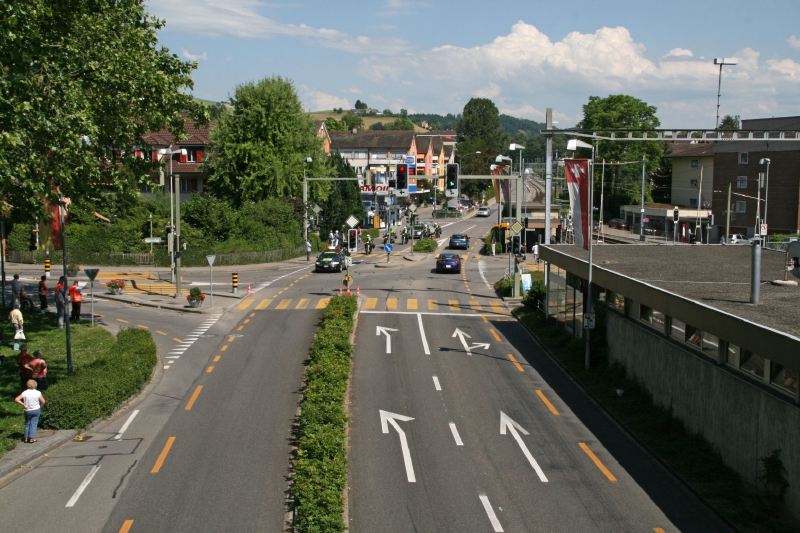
left=231, top=272, right=239, bottom=294
left=44, top=258, right=51, bottom=278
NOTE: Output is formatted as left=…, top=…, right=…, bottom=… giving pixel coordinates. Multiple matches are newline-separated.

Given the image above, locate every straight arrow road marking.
left=380, top=410, right=416, bottom=482
left=479, top=494, right=505, bottom=532
left=376, top=326, right=398, bottom=354
left=499, top=411, right=548, bottom=482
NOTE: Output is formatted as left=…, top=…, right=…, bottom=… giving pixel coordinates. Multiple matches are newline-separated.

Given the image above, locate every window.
left=736, top=176, right=747, bottom=189
left=690, top=159, right=699, bottom=168
left=725, top=343, right=741, bottom=367
left=670, top=317, right=686, bottom=341
left=735, top=201, right=747, bottom=214
left=180, top=178, right=198, bottom=193
left=607, top=292, right=625, bottom=313
left=690, top=179, right=699, bottom=187
left=738, top=152, right=749, bottom=164
left=770, top=363, right=799, bottom=394
left=739, top=350, right=765, bottom=379
left=701, top=331, right=719, bottom=357
left=689, top=198, right=698, bottom=208
left=639, top=305, right=665, bottom=331
left=685, top=324, right=702, bottom=348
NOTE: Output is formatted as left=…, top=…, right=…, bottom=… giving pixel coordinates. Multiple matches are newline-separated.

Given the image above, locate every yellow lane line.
left=118, top=520, right=134, bottom=533
left=237, top=298, right=254, bottom=310
left=386, top=297, right=398, bottom=310
left=137, top=324, right=148, bottom=329
left=173, top=337, right=183, bottom=344
left=448, top=299, right=460, bottom=312
left=470, top=299, right=482, bottom=312
left=185, top=385, right=204, bottom=411
left=489, top=329, right=502, bottom=342
left=155, top=330, right=167, bottom=336
left=490, top=303, right=504, bottom=314
left=150, top=436, right=176, bottom=474
left=227, top=335, right=235, bottom=342
left=579, top=442, right=618, bottom=482
left=243, top=318, right=251, bottom=324
left=296, top=298, right=310, bottom=309
left=481, top=314, right=489, bottom=324
left=236, top=325, right=245, bottom=331
left=256, top=298, right=272, bottom=310
left=364, top=297, right=378, bottom=310
left=276, top=298, right=292, bottom=310
left=116, top=318, right=129, bottom=324
left=535, top=390, right=560, bottom=416
left=507, top=353, right=525, bottom=373
left=221, top=345, right=229, bottom=352
left=406, top=298, right=418, bottom=310
left=427, top=299, right=439, bottom=311
left=316, top=297, right=330, bottom=309
left=213, top=355, right=221, bottom=362
left=653, top=529, right=666, bottom=533
left=206, top=365, right=215, bottom=374
left=249, top=312, right=256, bottom=318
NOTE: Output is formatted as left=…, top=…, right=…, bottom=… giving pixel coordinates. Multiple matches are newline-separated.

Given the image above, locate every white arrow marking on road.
left=380, top=410, right=416, bottom=482
left=376, top=326, right=398, bottom=354
left=468, top=342, right=491, bottom=351
left=452, top=328, right=490, bottom=355
left=499, top=411, right=549, bottom=482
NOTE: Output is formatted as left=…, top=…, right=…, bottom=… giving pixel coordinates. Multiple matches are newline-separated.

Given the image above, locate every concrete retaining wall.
left=606, top=311, right=800, bottom=519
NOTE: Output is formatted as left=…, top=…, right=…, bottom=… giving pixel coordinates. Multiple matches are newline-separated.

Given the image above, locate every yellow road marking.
left=489, top=329, right=502, bottom=342
left=173, top=337, right=183, bottom=344
left=137, top=324, right=148, bottom=329
left=116, top=318, right=129, bottom=324
left=155, top=330, right=167, bottom=336
left=221, top=345, right=228, bottom=352
left=448, top=299, right=460, bottom=312
left=427, top=299, right=439, bottom=311
left=536, top=390, right=560, bottom=416
left=227, top=335, right=235, bottom=342
left=315, top=297, right=330, bottom=309
left=508, top=353, right=525, bottom=373
left=206, top=365, right=215, bottom=374
left=364, top=297, right=378, bottom=310
left=243, top=318, right=251, bottom=324
left=579, top=442, right=618, bottom=482
left=150, top=436, right=176, bottom=474
left=481, top=314, right=489, bottom=324
left=119, top=520, right=134, bottom=533
left=249, top=312, right=256, bottom=318
left=276, top=298, right=292, bottom=310
left=213, top=355, right=221, bottom=362
left=490, top=302, right=504, bottom=314
left=295, top=298, right=310, bottom=309
left=256, top=298, right=272, bottom=310
left=470, top=299, right=482, bottom=312
left=237, top=298, right=254, bottom=310
left=236, top=325, right=244, bottom=331
left=653, top=529, right=666, bottom=533
left=407, top=298, right=418, bottom=310
left=185, top=385, right=204, bottom=411
left=386, top=297, right=398, bottom=310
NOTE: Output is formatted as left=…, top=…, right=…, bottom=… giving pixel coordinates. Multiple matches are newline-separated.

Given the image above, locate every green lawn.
left=0, top=312, right=116, bottom=455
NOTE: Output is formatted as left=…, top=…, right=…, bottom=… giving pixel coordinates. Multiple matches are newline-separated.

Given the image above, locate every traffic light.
left=446, top=163, right=459, bottom=191
left=673, top=206, right=680, bottom=223
left=396, top=164, right=407, bottom=190
left=348, top=229, right=358, bottom=250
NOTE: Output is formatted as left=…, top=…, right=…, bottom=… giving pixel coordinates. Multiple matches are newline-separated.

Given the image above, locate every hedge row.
left=291, top=295, right=357, bottom=533
left=41, top=328, right=157, bottom=429
left=412, top=237, right=438, bottom=253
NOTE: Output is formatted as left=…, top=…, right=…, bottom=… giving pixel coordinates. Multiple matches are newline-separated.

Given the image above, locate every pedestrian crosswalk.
left=243, top=295, right=508, bottom=315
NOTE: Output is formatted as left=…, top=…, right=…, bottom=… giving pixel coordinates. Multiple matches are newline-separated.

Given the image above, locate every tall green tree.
left=205, top=77, right=331, bottom=205
left=456, top=98, right=507, bottom=197
left=0, top=0, right=205, bottom=222
left=719, top=114, right=740, bottom=131
left=577, top=95, right=664, bottom=218
left=320, top=153, right=362, bottom=238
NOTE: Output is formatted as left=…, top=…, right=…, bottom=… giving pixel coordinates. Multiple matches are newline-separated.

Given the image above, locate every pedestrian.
left=15, top=379, right=45, bottom=444
left=11, top=274, right=22, bottom=308
left=55, top=276, right=66, bottom=328
left=30, top=351, right=47, bottom=391
left=533, top=243, right=540, bottom=264
left=16, top=345, right=33, bottom=393
left=334, top=230, right=340, bottom=247
left=9, top=304, right=24, bottom=351
left=305, top=238, right=312, bottom=261
left=491, top=235, right=497, bottom=256
left=69, top=281, right=82, bottom=322
left=38, top=275, right=49, bottom=313
left=328, top=230, right=334, bottom=245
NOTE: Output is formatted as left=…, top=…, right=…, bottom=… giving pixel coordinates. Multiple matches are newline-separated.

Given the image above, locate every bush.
left=494, top=277, right=513, bottom=297
left=40, top=328, right=156, bottom=429
left=412, top=238, right=437, bottom=253
left=291, top=296, right=356, bottom=532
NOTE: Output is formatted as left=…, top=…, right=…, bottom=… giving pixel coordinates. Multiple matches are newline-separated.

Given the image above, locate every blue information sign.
left=384, top=243, right=393, bottom=253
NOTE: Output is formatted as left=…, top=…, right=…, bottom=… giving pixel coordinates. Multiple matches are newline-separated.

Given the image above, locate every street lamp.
left=759, top=157, right=770, bottom=246
left=714, top=57, right=737, bottom=129
left=303, top=157, right=313, bottom=260
left=159, top=146, right=187, bottom=286
left=509, top=143, right=526, bottom=249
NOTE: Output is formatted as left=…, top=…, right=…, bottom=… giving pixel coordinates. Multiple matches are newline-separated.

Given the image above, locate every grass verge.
left=0, top=313, right=156, bottom=454
left=291, top=295, right=357, bottom=533
left=514, top=306, right=796, bottom=533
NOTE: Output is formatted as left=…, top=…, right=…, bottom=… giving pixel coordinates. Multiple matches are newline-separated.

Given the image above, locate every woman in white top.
left=15, top=379, right=45, bottom=443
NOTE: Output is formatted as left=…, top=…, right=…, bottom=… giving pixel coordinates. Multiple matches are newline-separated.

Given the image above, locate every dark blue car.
left=436, top=253, right=462, bottom=273
left=448, top=234, right=470, bottom=249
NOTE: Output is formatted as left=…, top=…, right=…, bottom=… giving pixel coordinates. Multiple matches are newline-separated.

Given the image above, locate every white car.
left=476, top=206, right=491, bottom=217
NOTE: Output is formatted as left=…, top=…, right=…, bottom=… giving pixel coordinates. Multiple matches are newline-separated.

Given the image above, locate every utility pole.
left=725, top=182, right=732, bottom=241
left=696, top=165, right=704, bottom=243
left=639, top=155, right=646, bottom=242
left=174, top=174, right=182, bottom=298
left=544, top=108, right=553, bottom=244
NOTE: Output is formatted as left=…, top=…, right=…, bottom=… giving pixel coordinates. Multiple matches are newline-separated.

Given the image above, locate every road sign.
left=384, top=243, right=393, bottom=253
left=408, top=203, right=417, bottom=213
left=346, top=215, right=359, bottom=228
left=583, top=313, right=595, bottom=330
left=510, top=220, right=523, bottom=236
left=84, top=268, right=99, bottom=281
left=760, top=223, right=768, bottom=235
left=144, top=237, right=162, bottom=244
left=312, top=204, right=322, bottom=215
left=206, top=255, right=216, bottom=266
left=406, top=155, right=415, bottom=167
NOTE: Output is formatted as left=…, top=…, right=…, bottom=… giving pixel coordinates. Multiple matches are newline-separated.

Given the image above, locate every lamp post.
left=303, top=156, right=313, bottom=258
left=567, top=138, right=595, bottom=370
left=759, top=158, right=771, bottom=246
left=509, top=143, right=526, bottom=248
left=159, top=147, right=186, bottom=284
left=714, top=57, right=738, bottom=129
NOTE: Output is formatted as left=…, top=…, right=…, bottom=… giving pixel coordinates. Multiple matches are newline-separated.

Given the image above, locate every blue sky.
left=149, top=0, right=800, bottom=128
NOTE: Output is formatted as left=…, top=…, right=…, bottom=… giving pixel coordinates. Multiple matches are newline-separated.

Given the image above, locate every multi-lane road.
left=0, top=209, right=729, bottom=532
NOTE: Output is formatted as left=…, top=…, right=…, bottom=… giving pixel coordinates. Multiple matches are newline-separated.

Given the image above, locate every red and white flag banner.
left=565, top=158, right=590, bottom=250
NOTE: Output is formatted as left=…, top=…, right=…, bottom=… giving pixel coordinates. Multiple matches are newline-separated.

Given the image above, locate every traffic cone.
left=338, top=287, right=342, bottom=296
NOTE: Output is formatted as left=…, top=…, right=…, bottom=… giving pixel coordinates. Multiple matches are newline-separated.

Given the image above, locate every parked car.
left=608, top=218, right=629, bottom=230
left=726, top=233, right=748, bottom=245
left=315, top=251, right=344, bottom=272
left=448, top=234, right=470, bottom=249
left=435, top=253, right=462, bottom=273
left=477, top=206, right=491, bottom=217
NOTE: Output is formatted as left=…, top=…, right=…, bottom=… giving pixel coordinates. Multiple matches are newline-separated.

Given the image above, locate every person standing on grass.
left=30, top=351, right=47, bottom=391
left=69, top=281, right=82, bottom=322
left=9, top=304, right=24, bottom=350
left=16, top=345, right=33, bottom=393
left=55, top=276, right=66, bottom=328
left=11, top=274, right=22, bottom=309
left=15, top=379, right=45, bottom=444
left=38, top=275, right=49, bottom=313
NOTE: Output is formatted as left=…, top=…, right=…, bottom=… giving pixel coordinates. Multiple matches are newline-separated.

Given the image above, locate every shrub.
left=291, top=295, right=356, bottom=532
left=412, top=238, right=437, bottom=253
left=40, top=328, right=156, bottom=430
left=494, top=277, right=513, bottom=297
left=187, top=287, right=205, bottom=301
left=105, top=279, right=126, bottom=291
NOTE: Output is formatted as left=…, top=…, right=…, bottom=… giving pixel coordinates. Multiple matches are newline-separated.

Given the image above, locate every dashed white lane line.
left=113, top=409, right=139, bottom=440
left=165, top=355, right=181, bottom=359
left=478, top=260, right=492, bottom=290
left=479, top=494, right=504, bottom=532
left=432, top=376, right=441, bottom=391
left=449, top=423, right=464, bottom=446
left=65, top=465, right=101, bottom=508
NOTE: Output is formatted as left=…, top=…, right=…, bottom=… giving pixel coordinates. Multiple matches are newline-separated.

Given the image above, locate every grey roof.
left=329, top=131, right=415, bottom=150
left=742, top=116, right=800, bottom=130
left=666, top=143, right=714, bottom=158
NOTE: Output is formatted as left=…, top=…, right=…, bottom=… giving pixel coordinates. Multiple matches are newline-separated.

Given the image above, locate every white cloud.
left=181, top=48, right=207, bottom=62
left=663, top=48, right=693, bottom=59
left=475, top=82, right=502, bottom=99
left=788, top=35, right=800, bottom=49
left=382, top=0, right=429, bottom=16
left=767, top=58, right=800, bottom=79
left=299, top=86, right=351, bottom=111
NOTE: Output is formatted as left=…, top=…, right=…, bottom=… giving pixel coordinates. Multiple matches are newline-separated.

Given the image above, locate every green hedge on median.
left=291, top=295, right=357, bottom=533
left=412, top=237, right=437, bottom=253
left=40, top=328, right=157, bottom=429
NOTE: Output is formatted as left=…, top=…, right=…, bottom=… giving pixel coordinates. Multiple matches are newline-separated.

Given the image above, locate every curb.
left=0, top=429, right=77, bottom=483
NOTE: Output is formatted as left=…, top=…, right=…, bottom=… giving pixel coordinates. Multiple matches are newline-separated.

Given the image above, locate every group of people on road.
left=11, top=273, right=82, bottom=327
